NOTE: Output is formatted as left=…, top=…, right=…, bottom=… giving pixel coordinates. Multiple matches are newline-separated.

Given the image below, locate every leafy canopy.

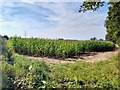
left=79, top=0, right=120, bottom=43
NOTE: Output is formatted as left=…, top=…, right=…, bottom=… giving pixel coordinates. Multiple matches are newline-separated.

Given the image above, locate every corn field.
left=8, top=37, right=115, bottom=58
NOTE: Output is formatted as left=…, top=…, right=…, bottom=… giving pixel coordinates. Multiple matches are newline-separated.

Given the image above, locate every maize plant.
left=8, top=37, right=115, bottom=58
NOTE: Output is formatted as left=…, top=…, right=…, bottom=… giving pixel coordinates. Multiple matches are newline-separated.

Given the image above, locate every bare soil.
left=24, top=50, right=118, bottom=64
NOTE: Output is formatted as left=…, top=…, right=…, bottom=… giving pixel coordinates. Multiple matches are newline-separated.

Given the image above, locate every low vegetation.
left=1, top=37, right=119, bottom=89
left=49, top=53, right=120, bottom=88
left=1, top=51, right=120, bottom=89
left=2, top=52, right=49, bottom=89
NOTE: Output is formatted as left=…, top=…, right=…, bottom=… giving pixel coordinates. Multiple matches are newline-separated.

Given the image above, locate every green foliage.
left=2, top=54, right=49, bottom=89
left=1, top=47, right=15, bottom=89
left=0, top=38, right=7, bottom=55
left=117, top=39, right=120, bottom=47
left=79, top=1, right=120, bottom=43
left=2, top=61, right=14, bottom=89
left=1, top=38, right=50, bottom=89
left=9, top=37, right=115, bottom=58
left=13, top=55, right=49, bottom=89
left=79, top=1, right=105, bottom=12
left=105, top=2, right=120, bottom=43
left=49, top=54, right=120, bottom=89
left=90, top=37, right=97, bottom=40
left=2, top=37, right=119, bottom=89
left=2, top=35, right=9, bottom=40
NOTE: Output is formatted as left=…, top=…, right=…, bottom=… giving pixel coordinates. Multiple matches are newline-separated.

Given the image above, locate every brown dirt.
left=24, top=50, right=118, bottom=64
left=24, top=56, right=75, bottom=64
left=78, top=51, right=118, bottom=63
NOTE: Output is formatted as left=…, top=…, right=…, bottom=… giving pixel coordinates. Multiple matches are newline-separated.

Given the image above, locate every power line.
left=24, top=30, right=27, bottom=38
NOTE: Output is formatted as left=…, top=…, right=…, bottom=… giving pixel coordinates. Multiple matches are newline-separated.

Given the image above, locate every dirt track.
left=24, top=50, right=118, bottom=64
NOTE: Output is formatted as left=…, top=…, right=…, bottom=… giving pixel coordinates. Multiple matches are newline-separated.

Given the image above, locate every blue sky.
left=0, top=1, right=109, bottom=40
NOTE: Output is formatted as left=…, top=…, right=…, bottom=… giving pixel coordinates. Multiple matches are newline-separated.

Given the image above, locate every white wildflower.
left=28, top=65, right=32, bottom=71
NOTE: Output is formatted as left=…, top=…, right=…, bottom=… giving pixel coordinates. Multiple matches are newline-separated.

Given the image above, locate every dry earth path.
left=24, top=50, right=119, bottom=64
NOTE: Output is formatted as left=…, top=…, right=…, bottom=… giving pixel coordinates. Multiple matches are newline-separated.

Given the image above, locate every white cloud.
left=0, top=0, right=85, bottom=3
left=20, top=0, right=85, bottom=3
left=0, top=2, right=107, bottom=40
left=38, top=2, right=107, bottom=39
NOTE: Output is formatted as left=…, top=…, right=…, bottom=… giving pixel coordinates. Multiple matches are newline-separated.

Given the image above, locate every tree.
left=90, top=37, right=97, bottom=40
left=2, top=35, right=9, bottom=40
left=79, top=0, right=120, bottom=43
left=79, top=1, right=105, bottom=12
left=99, top=39, right=103, bottom=41
left=105, top=2, right=120, bottom=43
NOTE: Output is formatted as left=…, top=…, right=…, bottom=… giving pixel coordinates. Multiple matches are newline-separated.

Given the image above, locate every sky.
left=0, top=0, right=109, bottom=40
